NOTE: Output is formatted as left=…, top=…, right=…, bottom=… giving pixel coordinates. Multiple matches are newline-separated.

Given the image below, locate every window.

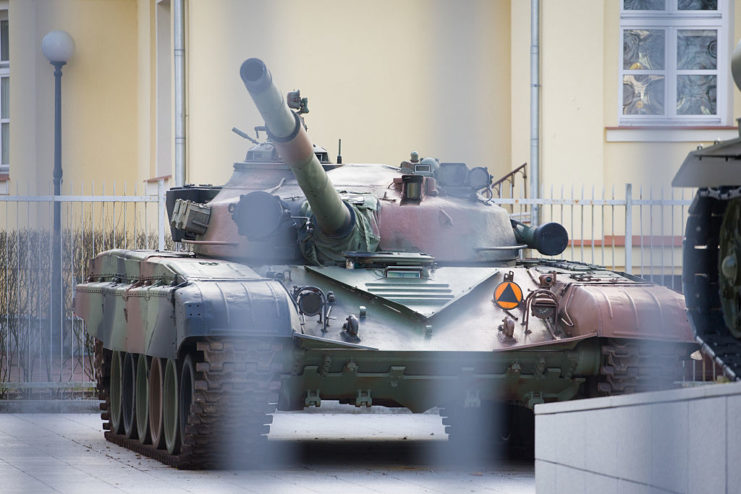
left=620, top=0, right=729, bottom=126
left=0, top=12, right=8, bottom=174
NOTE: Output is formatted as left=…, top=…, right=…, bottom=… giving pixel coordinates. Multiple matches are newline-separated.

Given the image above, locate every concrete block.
left=688, top=396, right=726, bottom=494
left=616, top=478, right=653, bottom=494
left=582, top=471, right=618, bottom=494
left=551, top=410, right=587, bottom=469
left=650, top=400, right=688, bottom=493
left=585, top=406, right=619, bottom=478
left=555, top=464, right=585, bottom=494
left=535, top=412, right=557, bottom=462
left=614, top=404, right=652, bottom=485
left=535, top=459, right=556, bottom=494
left=728, top=395, right=741, bottom=494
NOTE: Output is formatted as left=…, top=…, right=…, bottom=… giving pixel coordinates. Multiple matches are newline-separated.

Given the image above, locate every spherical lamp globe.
left=42, top=30, right=75, bottom=63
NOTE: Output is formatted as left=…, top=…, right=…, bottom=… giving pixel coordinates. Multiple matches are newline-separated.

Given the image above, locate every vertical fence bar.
left=671, top=187, right=676, bottom=291
left=600, top=186, right=605, bottom=266
left=570, top=185, right=575, bottom=260
left=638, top=185, right=646, bottom=277
left=590, top=186, right=595, bottom=264
left=611, top=185, right=615, bottom=270
left=649, top=187, right=654, bottom=283
left=580, top=186, right=585, bottom=262
left=158, top=179, right=165, bottom=251
left=91, top=181, right=96, bottom=256
left=625, top=183, right=633, bottom=274
left=660, top=187, right=665, bottom=287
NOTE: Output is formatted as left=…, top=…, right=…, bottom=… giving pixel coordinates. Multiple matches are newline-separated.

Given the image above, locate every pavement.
left=0, top=403, right=535, bottom=494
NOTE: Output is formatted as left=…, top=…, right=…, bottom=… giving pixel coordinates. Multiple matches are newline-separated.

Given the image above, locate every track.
left=682, top=188, right=741, bottom=381
left=596, top=339, right=692, bottom=395
left=96, top=338, right=284, bottom=469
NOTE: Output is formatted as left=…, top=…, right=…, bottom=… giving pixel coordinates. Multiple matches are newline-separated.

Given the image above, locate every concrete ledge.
left=537, top=381, right=741, bottom=415
left=0, top=400, right=101, bottom=413
left=534, top=382, right=741, bottom=493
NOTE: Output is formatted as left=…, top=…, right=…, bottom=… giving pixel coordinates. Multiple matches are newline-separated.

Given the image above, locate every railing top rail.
left=490, top=198, right=693, bottom=206
left=0, top=195, right=160, bottom=202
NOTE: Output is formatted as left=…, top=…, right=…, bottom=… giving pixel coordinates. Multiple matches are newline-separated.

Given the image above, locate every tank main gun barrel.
left=511, top=219, right=569, bottom=256
left=240, top=58, right=352, bottom=236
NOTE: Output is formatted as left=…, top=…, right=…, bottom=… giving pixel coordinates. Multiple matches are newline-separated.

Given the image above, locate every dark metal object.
left=51, top=61, right=65, bottom=350
left=672, top=40, right=741, bottom=381
left=293, top=285, right=333, bottom=333
left=511, top=219, right=569, bottom=256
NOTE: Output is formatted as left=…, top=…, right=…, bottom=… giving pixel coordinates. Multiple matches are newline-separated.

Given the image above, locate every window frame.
left=619, top=0, right=730, bottom=127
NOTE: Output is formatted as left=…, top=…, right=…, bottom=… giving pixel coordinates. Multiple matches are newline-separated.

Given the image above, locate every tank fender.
left=558, top=283, right=694, bottom=342
left=172, top=278, right=297, bottom=351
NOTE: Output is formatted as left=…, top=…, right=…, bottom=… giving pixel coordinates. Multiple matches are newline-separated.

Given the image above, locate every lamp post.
left=42, top=30, right=74, bottom=349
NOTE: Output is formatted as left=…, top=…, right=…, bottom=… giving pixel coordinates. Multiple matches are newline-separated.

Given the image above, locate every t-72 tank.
left=672, top=40, right=741, bottom=381
left=75, top=58, right=695, bottom=468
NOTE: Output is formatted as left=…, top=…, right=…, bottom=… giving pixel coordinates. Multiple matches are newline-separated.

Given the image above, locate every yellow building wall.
left=510, top=0, right=530, bottom=181
left=507, top=0, right=740, bottom=200
left=6, top=0, right=738, bottom=199
left=9, top=0, right=139, bottom=195
left=185, top=0, right=512, bottom=186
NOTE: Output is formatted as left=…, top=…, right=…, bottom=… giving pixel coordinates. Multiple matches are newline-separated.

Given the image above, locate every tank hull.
left=75, top=250, right=695, bottom=468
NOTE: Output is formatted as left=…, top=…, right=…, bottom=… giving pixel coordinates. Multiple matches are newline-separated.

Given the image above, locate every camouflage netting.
left=298, top=196, right=380, bottom=265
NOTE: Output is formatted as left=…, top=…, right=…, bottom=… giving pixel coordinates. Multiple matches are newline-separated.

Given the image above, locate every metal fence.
left=493, top=183, right=695, bottom=292
left=0, top=179, right=695, bottom=397
left=0, top=180, right=167, bottom=398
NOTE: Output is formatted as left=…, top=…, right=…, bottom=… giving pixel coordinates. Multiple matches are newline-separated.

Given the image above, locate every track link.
left=683, top=190, right=741, bottom=381
left=596, top=339, right=691, bottom=395
left=96, top=338, right=285, bottom=469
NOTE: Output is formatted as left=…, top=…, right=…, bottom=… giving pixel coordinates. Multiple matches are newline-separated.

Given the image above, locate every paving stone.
left=0, top=411, right=534, bottom=493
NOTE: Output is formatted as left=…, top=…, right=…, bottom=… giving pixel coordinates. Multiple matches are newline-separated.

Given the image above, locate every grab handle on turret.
left=240, top=58, right=352, bottom=236
left=510, top=219, right=569, bottom=256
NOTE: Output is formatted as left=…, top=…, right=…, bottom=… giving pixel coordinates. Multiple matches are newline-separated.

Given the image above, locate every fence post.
left=157, top=179, right=165, bottom=251
left=625, top=183, right=632, bottom=274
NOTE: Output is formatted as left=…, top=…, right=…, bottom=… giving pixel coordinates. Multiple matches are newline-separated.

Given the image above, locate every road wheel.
left=148, top=357, right=165, bottom=449
left=179, top=354, right=196, bottom=450
left=122, top=352, right=138, bottom=439
left=136, top=354, right=150, bottom=443
left=109, top=350, right=123, bottom=434
left=163, top=358, right=180, bottom=455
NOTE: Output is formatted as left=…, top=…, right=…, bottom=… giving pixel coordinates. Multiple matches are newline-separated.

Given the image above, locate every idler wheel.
left=122, top=352, right=138, bottom=439
left=135, top=354, right=150, bottom=444
left=109, top=350, right=124, bottom=434
left=148, top=357, right=165, bottom=449
left=163, top=358, right=181, bottom=454
left=179, top=354, right=196, bottom=447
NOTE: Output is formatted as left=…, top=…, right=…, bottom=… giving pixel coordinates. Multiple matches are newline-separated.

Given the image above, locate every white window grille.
left=620, top=0, right=730, bottom=126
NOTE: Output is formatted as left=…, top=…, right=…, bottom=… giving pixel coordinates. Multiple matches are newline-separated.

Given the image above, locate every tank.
left=74, top=58, right=696, bottom=468
left=672, top=40, right=741, bottom=381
